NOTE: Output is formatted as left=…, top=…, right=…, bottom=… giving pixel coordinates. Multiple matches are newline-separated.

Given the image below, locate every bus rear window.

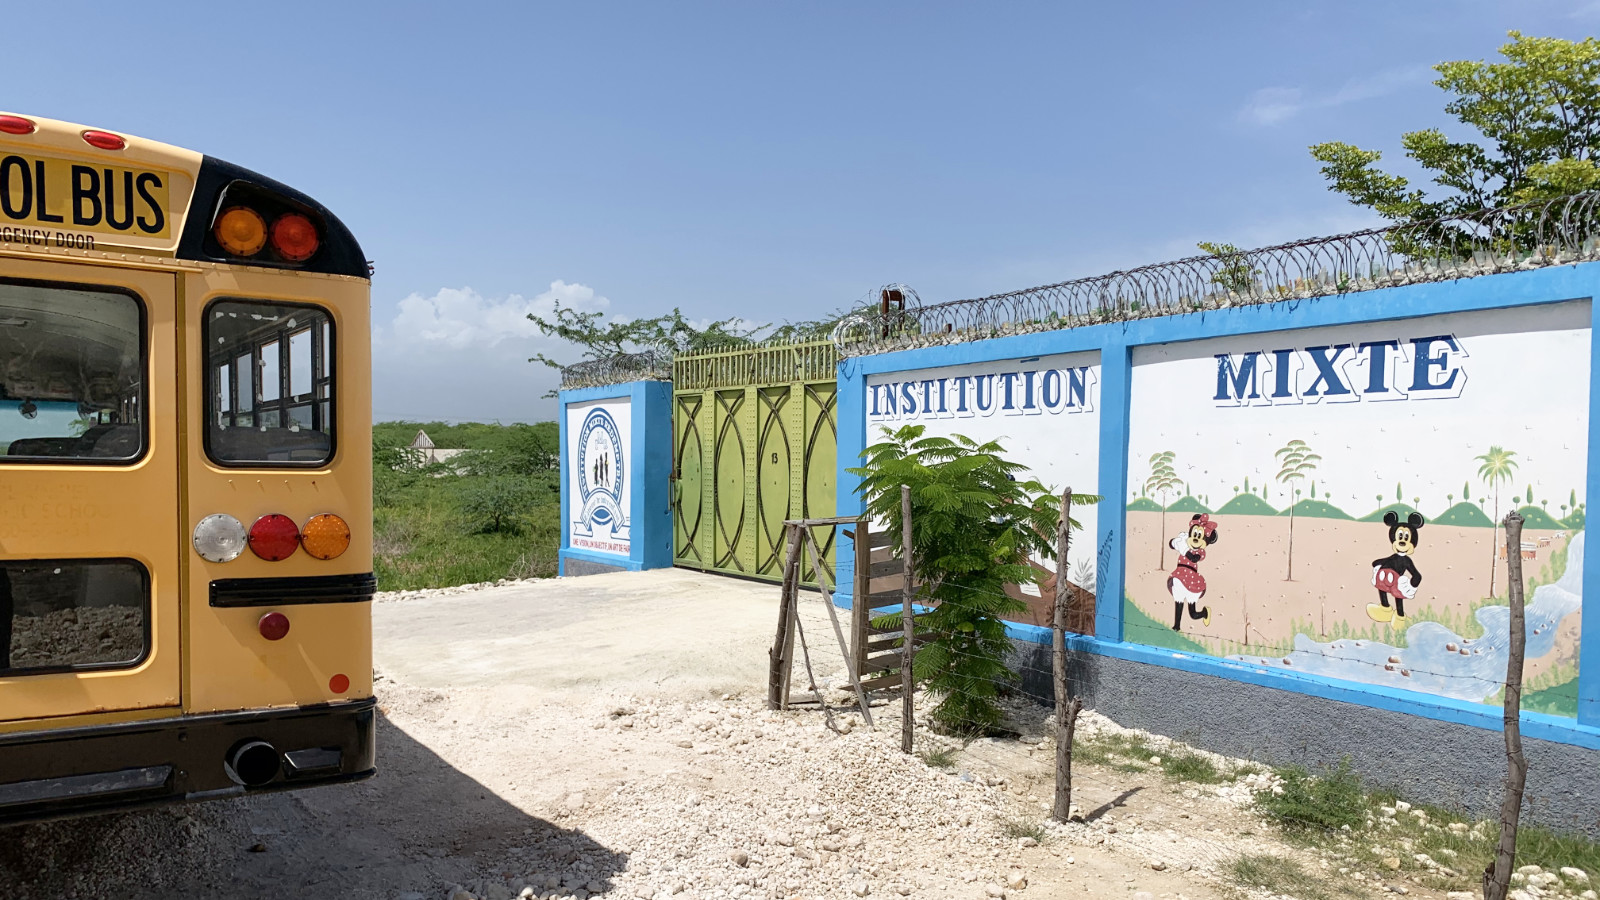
left=205, top=300, right=334, bottom=466
left=0, top=559, right=149, bottom=675
left=0, top=281, right=144, bottom=463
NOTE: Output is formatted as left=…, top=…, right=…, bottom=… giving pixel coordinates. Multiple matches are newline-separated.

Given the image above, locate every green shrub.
left=1256, top=758, right=1367, bottom=833
left=848, top=425, right=1097, bottom=734
left=459, top=477, right=538, bottom=534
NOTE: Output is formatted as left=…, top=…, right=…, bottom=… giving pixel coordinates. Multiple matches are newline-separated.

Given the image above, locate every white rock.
left=851, top=881, right=871, bottom=897
left=984, top=885, right=1006, bottom=898
left=1562, top=868, right=1591, bottom=884
left=1006, top=870, right=1027, bottom=890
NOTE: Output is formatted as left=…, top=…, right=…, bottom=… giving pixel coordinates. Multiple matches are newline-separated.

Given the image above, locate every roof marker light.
left=215, top=207, right=268, bottom=257
left=270, top=213, right=320, bottom=262
left=82, top=130, right=126, bottom=150
left=0, top=116, right=36, bottom=135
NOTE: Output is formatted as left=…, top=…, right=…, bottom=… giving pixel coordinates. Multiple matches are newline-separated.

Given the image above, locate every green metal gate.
left=672, top=340, right=838, bottom=584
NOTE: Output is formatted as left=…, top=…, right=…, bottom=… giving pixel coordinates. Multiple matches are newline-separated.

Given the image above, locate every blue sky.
left=8, top=1, right=1598, bottom=422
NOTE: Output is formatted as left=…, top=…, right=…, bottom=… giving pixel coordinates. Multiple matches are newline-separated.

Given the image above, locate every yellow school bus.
left=0, top=112, right=374, bottom=823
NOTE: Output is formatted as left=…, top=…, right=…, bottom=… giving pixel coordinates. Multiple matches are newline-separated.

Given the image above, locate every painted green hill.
left=1276, top=499, right=1353, bottom=520
left=1127, top=497, right=1162, bottom=512
left=1516, top=505, right=1565, bottom=529
left=1215, top=493, right=1279, bottom=516
left=1564, top=509, right=1585, bottom=531
left=1432, top=502, right=1495, bottom=527
left=1359, top=503, right=1423, bottom=523
left=1122, top=595, right=1209, bottom=654
left=1167, top=496, right=1212, bottom=514
left=1523, top=673, right=1578, bottom=718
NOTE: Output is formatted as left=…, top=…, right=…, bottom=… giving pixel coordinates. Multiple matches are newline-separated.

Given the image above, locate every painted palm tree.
left=1145, top=450, right=1181, bottom=570
left=1476, top=446, right=1519, bottom=598
left=1275, top=439, right=1320, bottom=581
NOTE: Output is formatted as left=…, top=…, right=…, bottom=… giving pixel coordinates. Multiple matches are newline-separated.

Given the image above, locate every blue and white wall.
left=558, top=380, right=674, bottom=575
left=836, top=262, right=1600, bottom=754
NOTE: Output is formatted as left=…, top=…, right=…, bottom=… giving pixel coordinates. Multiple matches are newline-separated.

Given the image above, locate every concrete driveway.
left=374, top=568, right=790, bottom=697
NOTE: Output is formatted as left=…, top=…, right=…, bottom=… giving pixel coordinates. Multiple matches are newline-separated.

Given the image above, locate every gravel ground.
left=0, top=572, right=1589, bottom=900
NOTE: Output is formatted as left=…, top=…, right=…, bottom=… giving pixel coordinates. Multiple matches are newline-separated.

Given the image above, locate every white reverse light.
left=194, top=513, right=248, bottom=563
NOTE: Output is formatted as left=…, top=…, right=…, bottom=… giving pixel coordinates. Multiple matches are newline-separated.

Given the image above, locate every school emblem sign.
left=570, top=402, right=631, bottom=554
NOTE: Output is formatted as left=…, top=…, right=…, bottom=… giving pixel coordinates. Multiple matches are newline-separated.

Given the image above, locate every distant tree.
left=1526, top=484, right=1535, bottom=506
left=1276, top=440, right=1320, bottom=580
left=1243, top=476, right=1251, bottom=494
left=1477, top=446, right=1521, bottom=597
left=1571, top=488, right=1579, bottom=509
left=1145, top=451, right=1182, bottom=570
left=1310, top=32, right=1600, bottom=256
left=1465, top=482, right=1472, bottom=501
left=1448, top=492, right=1455, bottom=507
left=460, top=477, right=539, bottom=534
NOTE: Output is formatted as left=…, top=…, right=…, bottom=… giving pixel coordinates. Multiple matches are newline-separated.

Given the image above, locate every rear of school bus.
left=0, top=112, right=375, bottom=824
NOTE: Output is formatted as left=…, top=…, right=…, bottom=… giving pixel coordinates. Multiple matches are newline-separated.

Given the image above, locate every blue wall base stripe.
left=559, top=548, right=643, bottom=573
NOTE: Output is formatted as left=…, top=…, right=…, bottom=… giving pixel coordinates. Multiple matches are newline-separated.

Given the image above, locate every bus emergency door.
left=0, top=258, right=181, bottom=724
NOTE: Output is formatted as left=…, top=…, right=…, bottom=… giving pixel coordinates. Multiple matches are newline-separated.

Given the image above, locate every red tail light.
left=270, top=213, right=319, bottom=261
left=82, top=130, right=126, bottom=151
left=248, top=514, right=300, bottom=561
left=0, top=116, right=36, bottom=135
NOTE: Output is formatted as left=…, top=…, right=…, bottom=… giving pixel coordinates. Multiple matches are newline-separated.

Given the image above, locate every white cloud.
left=1238, top=87, right=1305, bottom=126
left=383, top=280, right=606, bottom=351
left=371, top=281, right=611, bottom=423
left=1237, top=65, right=1431, bottom=127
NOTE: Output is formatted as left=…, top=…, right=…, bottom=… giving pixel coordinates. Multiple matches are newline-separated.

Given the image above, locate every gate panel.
left=712, top=390, right=748, bottom=573
left=673, top=340, right=838, bottom=584
left=672, top=393, right=704, bottom=566
left=755, top=387, right=792, bottom=578
left=802, top=382, right=838, bottom=583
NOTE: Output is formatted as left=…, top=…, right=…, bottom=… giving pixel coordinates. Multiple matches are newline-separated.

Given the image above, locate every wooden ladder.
left=850, top=522, right=911, bottom=692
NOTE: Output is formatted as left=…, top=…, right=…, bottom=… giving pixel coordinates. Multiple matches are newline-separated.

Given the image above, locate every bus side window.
left=205, top=300, right=335, bottom=466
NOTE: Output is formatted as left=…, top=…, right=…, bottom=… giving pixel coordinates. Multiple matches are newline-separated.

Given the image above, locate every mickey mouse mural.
left=1369, top=511, right=1424, bottom=626
left=1168, top=513, right=1218, bottom=632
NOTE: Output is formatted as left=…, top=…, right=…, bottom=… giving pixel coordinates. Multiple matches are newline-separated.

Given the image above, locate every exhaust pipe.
left=225, top=740, right=281, bottom=787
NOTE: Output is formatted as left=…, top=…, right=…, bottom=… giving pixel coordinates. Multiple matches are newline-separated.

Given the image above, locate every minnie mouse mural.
left=1168, top=513, right=1218, bottom=632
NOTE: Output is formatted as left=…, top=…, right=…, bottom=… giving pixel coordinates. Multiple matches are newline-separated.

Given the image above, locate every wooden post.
left=768, top=524, right=805, bottom=710
left=1483, top=511, right=1528, bottom=900
left=1052, top=487, right=1084, bottom=823
left=900, top=484, right=916, bottom=754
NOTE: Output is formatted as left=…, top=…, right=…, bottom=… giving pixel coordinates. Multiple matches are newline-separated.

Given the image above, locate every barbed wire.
left=834, top=191, right=1600, bottom=356
left=557, top=350, right=672, bottom=390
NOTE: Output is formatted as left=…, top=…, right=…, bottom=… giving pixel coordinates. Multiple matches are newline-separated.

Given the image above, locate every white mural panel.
left=1125, top=301, right=1589, bottom=717
left=568, top=398, right=632, bottom=557
left=866, top=352, right=1101, bottom=626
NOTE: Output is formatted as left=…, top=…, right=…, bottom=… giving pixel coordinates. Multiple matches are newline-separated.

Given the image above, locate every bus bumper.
left=0, top=698, right=376, bottom=826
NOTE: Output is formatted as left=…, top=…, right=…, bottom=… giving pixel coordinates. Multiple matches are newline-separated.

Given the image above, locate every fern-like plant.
left=849, top=424, right=1096, bottom=734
